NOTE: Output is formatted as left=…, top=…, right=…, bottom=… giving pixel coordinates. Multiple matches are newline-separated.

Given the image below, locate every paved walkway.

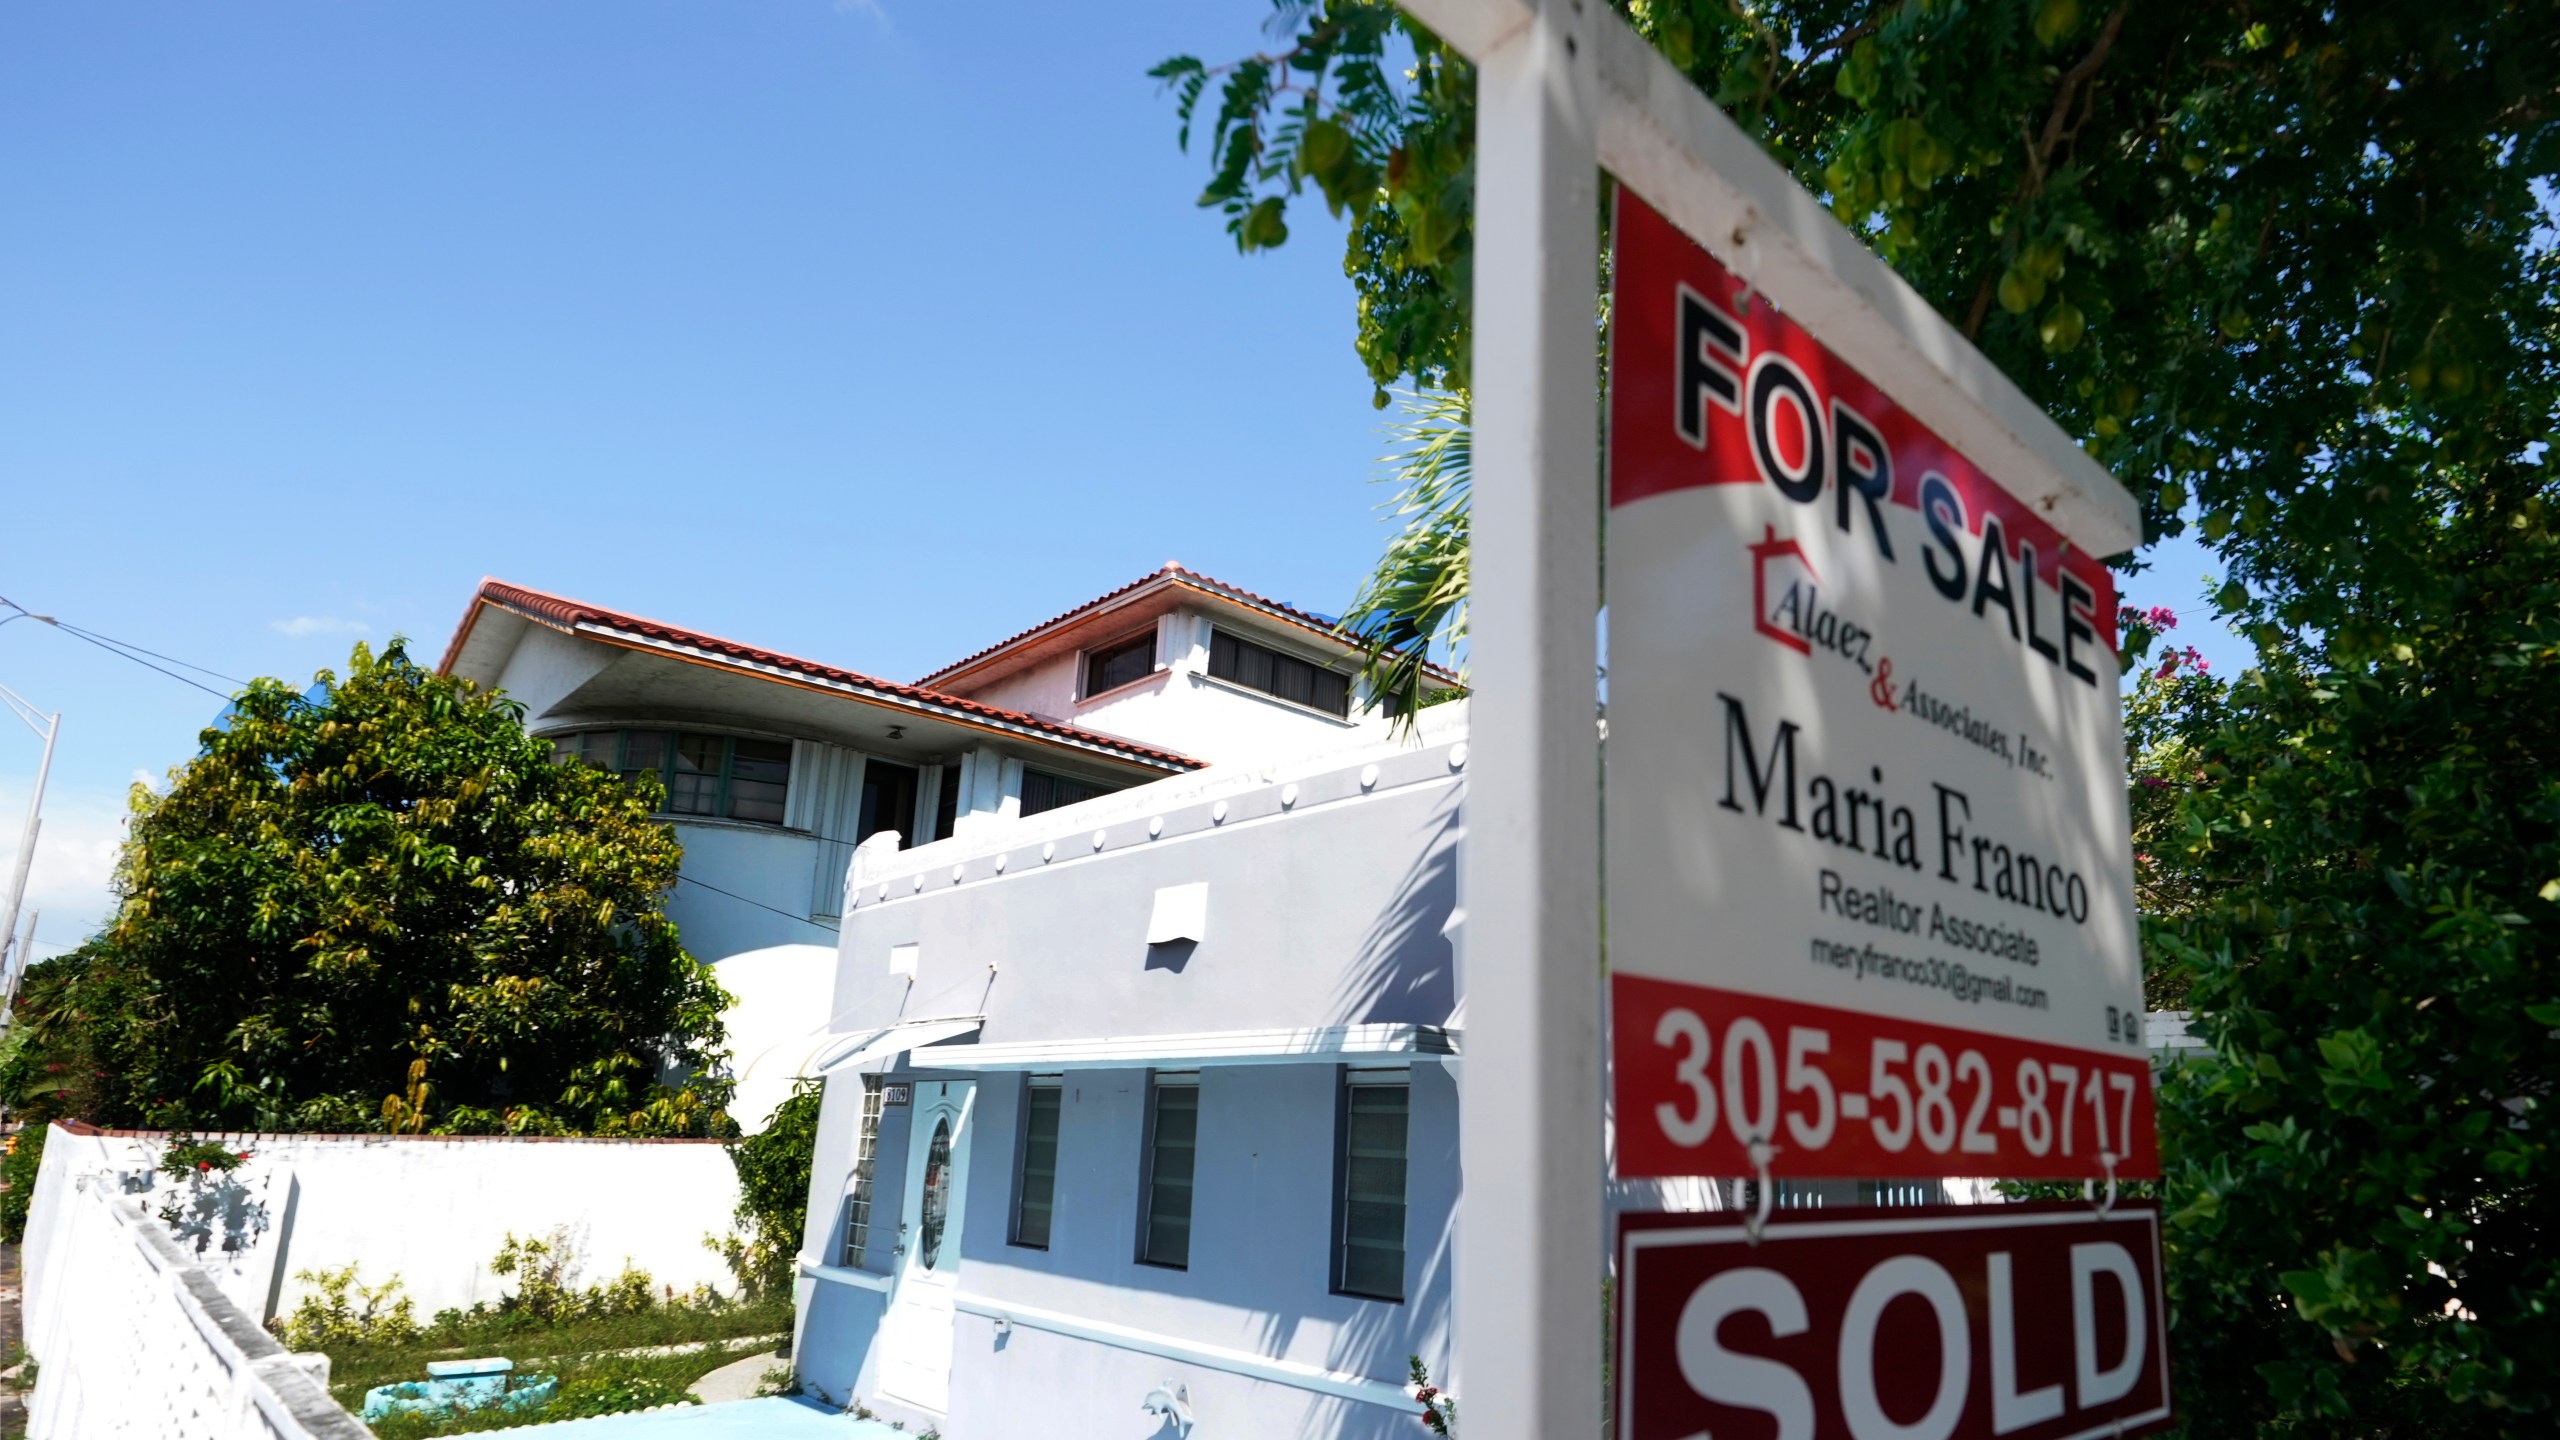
left=684, top=1351, right=778, bottom=1405
left=508, top=1396, right=909, bottom=1437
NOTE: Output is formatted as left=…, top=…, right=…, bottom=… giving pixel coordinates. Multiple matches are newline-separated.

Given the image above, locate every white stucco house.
left=434, top=567, right=1443, bottom=1132
left=790, top=703, right=1469, bottom=1437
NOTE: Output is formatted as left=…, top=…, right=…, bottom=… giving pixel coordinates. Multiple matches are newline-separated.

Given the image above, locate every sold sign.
left=1618, top=1203, right=2172, bottom=1440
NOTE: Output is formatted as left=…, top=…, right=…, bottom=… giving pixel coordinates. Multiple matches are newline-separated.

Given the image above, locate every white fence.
left=24, top=1170, right=370, bottom=1440
left=33, top=1123, right=745, bottom=1320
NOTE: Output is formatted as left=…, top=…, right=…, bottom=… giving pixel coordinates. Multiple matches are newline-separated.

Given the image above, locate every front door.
left=877, top=1078, right=975, bottom=1414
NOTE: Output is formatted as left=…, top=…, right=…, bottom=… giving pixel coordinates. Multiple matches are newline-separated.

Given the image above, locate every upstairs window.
left=1083, top=632, right=1157, bottom=698
left=1019, top=768, right=1118, bottom=818
left=1208, top=629, right=1351, bottom=717
left=727, top=739, right=791, bottom=824
left=857, top=760, right=919, bottom=848
left=550, top=729, right=793, bottom=827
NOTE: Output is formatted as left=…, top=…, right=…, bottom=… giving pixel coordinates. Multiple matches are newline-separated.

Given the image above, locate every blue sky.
left=0, top=0, right=2245, bottom=955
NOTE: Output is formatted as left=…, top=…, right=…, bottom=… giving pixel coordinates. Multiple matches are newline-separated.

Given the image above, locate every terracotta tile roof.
left=437, top=579, right=1204, bottom=772
left=917, top=562, right=1461, bottom=688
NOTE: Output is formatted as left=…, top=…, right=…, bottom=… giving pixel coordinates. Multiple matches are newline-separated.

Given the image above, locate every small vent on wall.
left=1146, top=883, right=1209, bottom=945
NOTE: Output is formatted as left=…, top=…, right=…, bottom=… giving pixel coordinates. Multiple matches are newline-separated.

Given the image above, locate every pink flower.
left=2147, top=606, right=2179, bottom=632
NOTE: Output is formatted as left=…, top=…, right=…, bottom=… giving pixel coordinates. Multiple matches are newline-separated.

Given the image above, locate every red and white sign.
left=1614, top=977, right=2156, bottom=1181
left=1617, top=1202, right=2173, bottom=1440
left=1604, top=187, right=2150, bottom=1179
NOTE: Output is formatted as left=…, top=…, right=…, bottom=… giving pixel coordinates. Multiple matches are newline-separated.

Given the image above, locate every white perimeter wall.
left=27, top=1125, right=744, bottom=1323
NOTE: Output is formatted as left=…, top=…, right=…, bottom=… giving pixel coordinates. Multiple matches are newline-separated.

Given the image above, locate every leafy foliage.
left=2131, top=536, right=2559, bottom=1431
left=156, top=1131, right=249, bottom=1180
left=1154, top=4, right=1476, bottom=404
left=0, top=640, right=732, bottom=1137
left=1167, top=2, right=2560, bottom=1433
left=1339, top=391, right=1473, bottom=718
left=278, top=1263, right=423, bottom=1351
left=0, top=1123, right=47, bottom=1243
left=1407, top=1354, right=1457, bottom=1437
left=335, top=1320, right=781, bottom=1438
left=721, top=1079, right=822, bottom=1299
left=542, top=1363, right=699, bottom=1421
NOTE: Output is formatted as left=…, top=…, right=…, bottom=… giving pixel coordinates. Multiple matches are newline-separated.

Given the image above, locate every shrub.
left=490, top=1230, right=579, bottom=1322
left=721, top=1078, right=820, bottom=1298
left=490, top=1229, right=666, bottom=1322
left=278, top=1264, right=420, bottom=1349
left=156, top=1131, right=249, bottom=1180
left=548, top=1361, right=697, bottom=1419
left=0, top=1123, right=48, bottom=1243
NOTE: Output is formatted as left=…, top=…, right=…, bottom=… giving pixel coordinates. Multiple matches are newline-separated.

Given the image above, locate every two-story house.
left=434, top=566, right=1437, bottom=1128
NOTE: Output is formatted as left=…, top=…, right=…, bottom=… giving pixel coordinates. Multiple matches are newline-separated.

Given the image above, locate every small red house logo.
left=1749, top=525, right=1816, bottom=656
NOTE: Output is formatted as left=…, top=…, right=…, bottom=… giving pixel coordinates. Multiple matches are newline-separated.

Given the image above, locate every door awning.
left=810, top=1016, right=985, bottom=1076
left=903, top=1023, right=1458, bottom=1073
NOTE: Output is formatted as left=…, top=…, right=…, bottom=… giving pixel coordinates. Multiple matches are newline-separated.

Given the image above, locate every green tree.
left=1, top=640, right=732, bottom=1137
left=1164, top=3, right=2559, bottom=1432
left=719, top=1079, right=822, bottom=1298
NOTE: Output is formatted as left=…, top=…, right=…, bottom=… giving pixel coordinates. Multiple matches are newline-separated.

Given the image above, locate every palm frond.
left=1339, top=390, right=1471, bottom=729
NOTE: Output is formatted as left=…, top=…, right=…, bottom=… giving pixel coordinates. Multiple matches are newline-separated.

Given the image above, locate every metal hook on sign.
left=1742, top=1136, right=1778, bottom=1245
left=1729, top=209, right=1763, bottom=315
left=2091, top=1151, right=2120, bottom=1217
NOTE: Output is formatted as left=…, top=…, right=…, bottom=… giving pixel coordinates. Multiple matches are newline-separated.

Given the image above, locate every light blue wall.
left=804, top=1059, right=1457, bottom=1439
left=661, top=820, right=833, bottom=963
left=797, top=738, right=1469, bottom=1436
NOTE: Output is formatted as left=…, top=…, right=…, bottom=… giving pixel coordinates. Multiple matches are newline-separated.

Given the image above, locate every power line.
left=0, top=596, right=243, bottom=704
left=55, top=619, right=246, bottom=686
left=0, top=594, right=927, bottom=927
left=673, top=871, right=839, bottom=935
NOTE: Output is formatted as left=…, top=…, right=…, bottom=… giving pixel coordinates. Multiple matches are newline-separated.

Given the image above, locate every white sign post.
left=1396, top=1, right=2145, bottom=1436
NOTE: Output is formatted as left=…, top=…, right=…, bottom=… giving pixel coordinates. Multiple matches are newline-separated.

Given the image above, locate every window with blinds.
left=840, top=1076, right=886, bottom=1267
left=1207, top=629, right=1352, bottom=717
left=1137, top=1074, right=1199, bottom=1269
left=550, top=729, right=792, bottom=827
left=1083, top=631, right=1157, bottom=698
left=1019, top=768, right=1118, bottom=818
left=1334, top=1073, right=1410, bottom=1301
left=1011, top=1077, right=1063, bottom=1250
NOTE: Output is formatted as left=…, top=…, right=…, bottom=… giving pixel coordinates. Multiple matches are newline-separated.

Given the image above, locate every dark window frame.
left=1082, top=629, right=1160, bottom=700
left=550, top=728, right=794, bottom=827
left=1135, top=1071, right=1199, bottom=1271
left=1330, top=1068, right=1411, bottom=1302
left=1009, top=1075, right=1064, bottom=1250
left=928, top=759, right=964, bottom=845
left=1019, top=767, right=1119, bottom=818
left=1206, top=629, right=1353, bottom=718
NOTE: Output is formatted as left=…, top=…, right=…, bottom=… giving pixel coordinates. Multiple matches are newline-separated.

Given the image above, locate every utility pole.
left=2, top=911, right=36, bottom=1020
left=0, top=680, right=60, bottom=1022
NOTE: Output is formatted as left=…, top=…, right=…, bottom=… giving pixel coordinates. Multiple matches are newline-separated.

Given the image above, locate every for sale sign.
left=1605, top=188, right=2149, bottom=1180
left=1617, top=1203, right=2172, bottom=1440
